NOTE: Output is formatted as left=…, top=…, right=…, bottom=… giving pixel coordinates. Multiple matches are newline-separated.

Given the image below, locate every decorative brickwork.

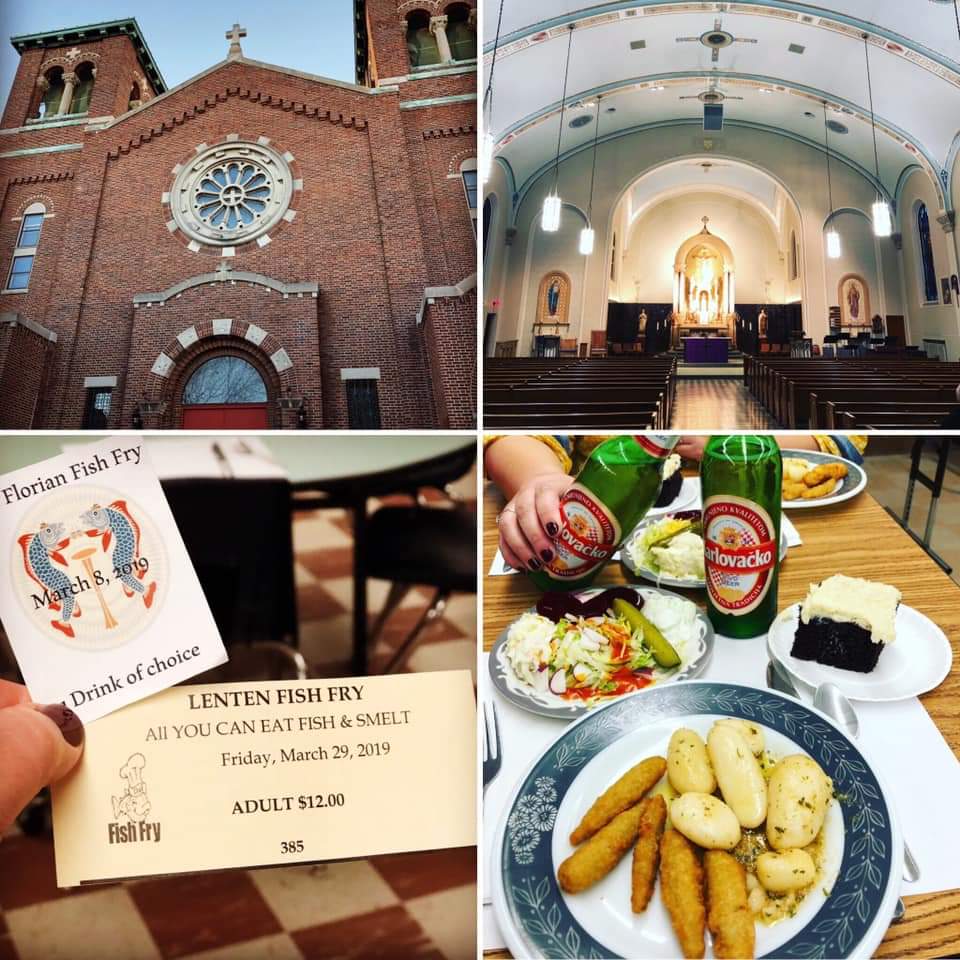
left=0, top=6, right=476, bottom=429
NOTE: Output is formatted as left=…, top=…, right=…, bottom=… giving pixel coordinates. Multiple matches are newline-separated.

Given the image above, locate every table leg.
left=352, top=497, right=368, bottom=676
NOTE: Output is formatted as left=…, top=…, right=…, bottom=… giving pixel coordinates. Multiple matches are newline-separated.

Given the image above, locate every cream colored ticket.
left=52, top=671, right=476, bottom=886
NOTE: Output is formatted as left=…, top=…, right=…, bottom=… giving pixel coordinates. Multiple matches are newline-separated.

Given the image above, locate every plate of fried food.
left=780, top=449, right=866, bottom=509
left=492, top=681, right=902, bottom=959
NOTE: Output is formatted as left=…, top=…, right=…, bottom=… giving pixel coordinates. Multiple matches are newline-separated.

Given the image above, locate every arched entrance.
left=181, top=355, right=269, bottom=428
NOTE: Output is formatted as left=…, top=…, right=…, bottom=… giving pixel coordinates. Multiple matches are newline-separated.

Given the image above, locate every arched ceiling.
left=484, top=1, right=960, bottom=208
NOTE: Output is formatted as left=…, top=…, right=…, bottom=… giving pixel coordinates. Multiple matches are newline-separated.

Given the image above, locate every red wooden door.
left=181, top=404, right=269, bottom=429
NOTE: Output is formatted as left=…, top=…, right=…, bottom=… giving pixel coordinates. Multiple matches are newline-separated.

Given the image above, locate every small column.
left=57, top=72, right=76, bottom=115
left=430, top=15, right=453, bottom=62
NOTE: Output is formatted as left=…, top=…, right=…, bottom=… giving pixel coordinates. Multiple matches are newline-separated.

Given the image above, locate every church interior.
left=481, top=1, right=960, bottom=429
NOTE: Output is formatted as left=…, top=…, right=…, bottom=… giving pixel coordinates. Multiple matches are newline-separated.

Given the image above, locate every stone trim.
left=340, top=367, right=381, bottom=380
left=83, top=375, right=117, bottom=388
left=0, top=311, right=57, bottom=342
left=400, top=93, right=477, bottom=111
left=133, top=269, right=318, bottom=306
left=0, top=143, right=83, bottom=159
left=0, top=115, right=113, bottom=136
left=415, top=273, right=477, bottom=324
left=9, top=172, right=74, bottom=186
left=378, top=61, right=478, bottom=85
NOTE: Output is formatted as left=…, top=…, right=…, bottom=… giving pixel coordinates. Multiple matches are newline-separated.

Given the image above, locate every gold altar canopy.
left=672, top=218, right=736, bottom=331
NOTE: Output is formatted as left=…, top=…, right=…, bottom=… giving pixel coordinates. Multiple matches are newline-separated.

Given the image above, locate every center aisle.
left=671, top=378, right=780, bottom=429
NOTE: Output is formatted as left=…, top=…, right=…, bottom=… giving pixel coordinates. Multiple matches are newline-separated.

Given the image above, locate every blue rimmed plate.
left=780, top=449, right=867, bottom=510
left=492, top=681, right=902, bottom=959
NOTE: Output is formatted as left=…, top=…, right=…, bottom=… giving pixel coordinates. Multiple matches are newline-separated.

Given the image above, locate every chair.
left=590, top=329, right=608, bottom=357
left=362, top=447, right=477, bottom=673
left=559, top=338, right=578, bottom=357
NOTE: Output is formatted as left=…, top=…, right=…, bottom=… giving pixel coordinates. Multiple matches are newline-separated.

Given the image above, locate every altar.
left=670, top=217, right=735, bottom=347
left=682, top=336, right=730, bottom=363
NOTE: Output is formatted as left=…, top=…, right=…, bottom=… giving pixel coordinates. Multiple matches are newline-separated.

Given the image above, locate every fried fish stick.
left=569, top=756, right=666, bottom=845
left=801, top=477, right=837, bottom=499
left=804, top=463, right=848, bottom=486
left=631, top=794, right=667, bottom=913
left=660, top=828, right=706, bottom=960
left=704, top=850, right=755, bottom=960
left=782, top=481, right=806, bottom=501
left=557, top=804, right=644, bottom=894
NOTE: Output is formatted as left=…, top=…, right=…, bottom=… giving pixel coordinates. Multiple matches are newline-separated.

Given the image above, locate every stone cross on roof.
left=701, top=215, right=711, bottom=233
left=225, top=23, right=247, bottom=58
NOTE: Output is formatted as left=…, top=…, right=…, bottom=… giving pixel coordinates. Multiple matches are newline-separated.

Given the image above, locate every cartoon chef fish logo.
left=108, top=753, right=161, bottom=844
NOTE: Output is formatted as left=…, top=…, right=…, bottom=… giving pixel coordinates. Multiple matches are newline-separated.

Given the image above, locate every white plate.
left=767, top=602, right=953, bottom=701
left=780, top=449, right=867, bottom=510
left=646, top=476, right=699, bottom=517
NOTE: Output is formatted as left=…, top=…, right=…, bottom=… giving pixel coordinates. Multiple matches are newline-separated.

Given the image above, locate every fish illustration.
left=17, top=521, right=82, bottom=638
left=81, top=502, right=157, bottom=608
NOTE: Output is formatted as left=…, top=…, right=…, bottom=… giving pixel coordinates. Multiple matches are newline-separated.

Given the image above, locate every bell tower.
left=2, top=18, right=166, bottom=130
left=353, top=0, right=477, bottom=88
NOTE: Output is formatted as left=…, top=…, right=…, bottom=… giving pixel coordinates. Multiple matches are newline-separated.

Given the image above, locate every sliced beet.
left=536, top=586, right=642, bottom=621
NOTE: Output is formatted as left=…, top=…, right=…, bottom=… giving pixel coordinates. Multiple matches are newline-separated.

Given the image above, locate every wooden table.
left=482, top=480, right=960, bottom=958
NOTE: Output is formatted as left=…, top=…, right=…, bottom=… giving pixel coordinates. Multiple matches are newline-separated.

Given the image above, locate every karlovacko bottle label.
left=542, top=484, right=622, bottom=581
left=703, top=495, right=777, bottom=614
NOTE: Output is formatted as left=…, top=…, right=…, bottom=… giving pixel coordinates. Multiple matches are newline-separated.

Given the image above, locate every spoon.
left=812, top=682, right=920, bottom=884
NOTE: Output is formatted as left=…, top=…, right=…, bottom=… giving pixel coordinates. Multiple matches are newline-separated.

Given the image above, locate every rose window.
left=169, top=140, right=293, bottom=247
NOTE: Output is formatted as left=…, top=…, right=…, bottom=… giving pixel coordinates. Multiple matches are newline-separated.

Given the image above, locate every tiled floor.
left=861, top=439, right=960, bottom=586
left=671, top=378, right=781, bottom=429
left=0, top=471, right=478, bottom=960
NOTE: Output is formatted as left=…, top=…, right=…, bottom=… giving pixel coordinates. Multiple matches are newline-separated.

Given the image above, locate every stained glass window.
left=183, top=356, right=268, bottom=405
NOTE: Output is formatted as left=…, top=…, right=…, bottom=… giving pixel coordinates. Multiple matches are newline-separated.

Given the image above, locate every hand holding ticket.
left=51, top=672, right=476, bottom=885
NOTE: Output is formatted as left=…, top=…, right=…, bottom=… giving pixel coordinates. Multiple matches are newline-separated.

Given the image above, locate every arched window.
left=5, top=202, right=45, bottom=292
left=446, top=3, right=477, bottom=61
left=38, top=67, right=64, bottom=119
left=70, top=62, right=95, bottom=114
left=182, top=356, right=268, bottom=405
left=406, top=11, right=441, bottom=68
left=917, top=203, right=939, bottom=303
left=789, top=230, right=799, bottom=281
left=460, top=158, right=477, bottom=234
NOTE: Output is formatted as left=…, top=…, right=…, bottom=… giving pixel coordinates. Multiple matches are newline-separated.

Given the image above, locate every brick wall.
left=0, top=320, right=52, bottom=427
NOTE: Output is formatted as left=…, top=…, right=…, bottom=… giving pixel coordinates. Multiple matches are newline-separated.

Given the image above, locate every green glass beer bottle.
left=701, top=435, right=782, bottom=638
left=529, top=434, right=679, bottom=592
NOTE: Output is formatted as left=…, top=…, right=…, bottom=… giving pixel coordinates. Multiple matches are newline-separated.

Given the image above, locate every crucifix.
left=225, top=23, right=247, bottom=58
left=676, top=16, right=758, bottom=63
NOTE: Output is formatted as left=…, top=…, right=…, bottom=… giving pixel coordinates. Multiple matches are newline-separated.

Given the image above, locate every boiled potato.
left=713, top=718, right=765, bottom=755
left=783, top=458, right=812, bottom=483
left=670, top=793, right=741, bottom=850
left=707, top=725, right=767, bottom=828
left=756, top=849, right=816, bottom=892
left=766, top=755, right=832, bottom=851
left=667, top=728, right=716, bottom=794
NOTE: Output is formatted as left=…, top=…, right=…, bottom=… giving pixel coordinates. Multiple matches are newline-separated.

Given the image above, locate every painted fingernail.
left=540, top=549, right=554, bottom=562
left=528, top=558, right=541, bottom=570
left=36, top=704, right=84, bottom=748
left=546, top=522, right=559, bottom=536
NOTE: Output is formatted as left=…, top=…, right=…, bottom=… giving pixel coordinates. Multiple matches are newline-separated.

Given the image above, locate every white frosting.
left=800, top=574, right=901, bottom=644
left=663, top=453, right=681, bottom=480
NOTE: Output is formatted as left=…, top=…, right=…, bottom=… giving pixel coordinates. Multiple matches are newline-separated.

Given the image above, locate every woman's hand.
left=0, top=681, right=84, bottom=833
left=675, top=435, right=709, bottom=462
left=497, top=472, right=575, bottom=572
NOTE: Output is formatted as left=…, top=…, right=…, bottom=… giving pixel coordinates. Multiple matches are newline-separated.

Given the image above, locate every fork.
left=483, top=701, right=502, bottom=793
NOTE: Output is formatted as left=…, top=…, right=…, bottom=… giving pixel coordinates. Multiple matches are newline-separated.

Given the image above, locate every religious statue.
left=639, top=309, right=648, bottom=331
left=547, top=280, right=561, bottom=317
left=847, top=284, right=860, bottom=321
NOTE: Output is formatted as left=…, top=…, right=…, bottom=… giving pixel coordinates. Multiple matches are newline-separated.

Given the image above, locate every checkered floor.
left=671, top=378, right=782, bottom=429
left=0, top=474, right=477, bottom=960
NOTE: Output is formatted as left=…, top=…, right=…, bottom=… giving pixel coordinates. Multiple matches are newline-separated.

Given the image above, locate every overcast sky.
left=0, top=0, right=357, bottom=115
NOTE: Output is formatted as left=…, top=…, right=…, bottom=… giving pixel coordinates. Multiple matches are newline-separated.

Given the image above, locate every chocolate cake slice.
left=655, top=454, right=683, bottom=508
left=791, top=574, right=901, bottom=674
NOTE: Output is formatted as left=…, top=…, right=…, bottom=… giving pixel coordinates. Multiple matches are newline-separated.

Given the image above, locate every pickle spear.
left=612, top=598, right=682, bottom=668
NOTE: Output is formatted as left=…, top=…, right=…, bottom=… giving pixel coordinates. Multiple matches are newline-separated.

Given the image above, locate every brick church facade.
left=0, top=2, right=477, bottom=429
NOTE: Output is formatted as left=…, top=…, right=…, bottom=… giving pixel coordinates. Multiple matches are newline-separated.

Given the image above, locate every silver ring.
left=496, top=506, right=516, bottom=526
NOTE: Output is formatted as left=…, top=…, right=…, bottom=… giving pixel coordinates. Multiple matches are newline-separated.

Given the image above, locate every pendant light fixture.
left=862, top=33, right=892, bottom=237
left=480, top=0, right=505, bottom=186
left=542, top=23, right=575, bottom=232
left=823, top=101, right=841, bottom=259
left=579, top=97, right=602, bottom=255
